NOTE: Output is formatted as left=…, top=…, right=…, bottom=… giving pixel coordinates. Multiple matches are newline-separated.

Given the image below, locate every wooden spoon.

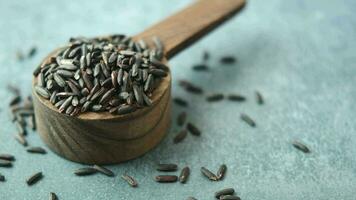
left=32, top=0, right=246, bottom=164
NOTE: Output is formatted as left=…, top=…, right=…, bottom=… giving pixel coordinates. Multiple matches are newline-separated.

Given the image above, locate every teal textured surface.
left=1, top=0, right=356, bottom=199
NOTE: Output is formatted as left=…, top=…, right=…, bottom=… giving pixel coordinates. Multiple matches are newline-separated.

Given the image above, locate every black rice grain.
left=201, top=167, right=218, bottom=181
left=26, top=172, right=43, bottom=186
left=187, top=123, right=201, bottom=136
left=121, top=174, right=138, bottom=187
left=156, top=163, right=178, bottom=172
left=74, top=167, right=98, bottom=176
left=240, top=113, right=256, bottom=127
left=292, top=141, right=310, bottom=153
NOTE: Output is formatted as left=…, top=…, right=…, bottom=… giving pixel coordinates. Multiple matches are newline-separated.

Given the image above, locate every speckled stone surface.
left=0, top=0, right=356, bottom=199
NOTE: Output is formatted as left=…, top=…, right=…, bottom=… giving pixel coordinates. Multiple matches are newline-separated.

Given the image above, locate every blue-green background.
left=1, top=0, right=356, bottom=199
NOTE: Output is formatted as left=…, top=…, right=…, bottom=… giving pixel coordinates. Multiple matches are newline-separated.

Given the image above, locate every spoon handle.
left=135, top=0, right=246, bottom=59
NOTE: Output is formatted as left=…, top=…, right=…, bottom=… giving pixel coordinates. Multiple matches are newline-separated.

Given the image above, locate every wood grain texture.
left=136, top=0, right=246, bottom=59
left=32, top=0, right=246, bottom=164
left=33, top=89, right=171, bottom=164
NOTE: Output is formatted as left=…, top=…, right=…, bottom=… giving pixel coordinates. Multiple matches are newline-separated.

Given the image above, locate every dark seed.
left=292, top=141, right=310, bottom=153
left=120, top=50, right=136, bottom=56
left=79, top=97, right=87, bottom=105
left=0, top=174, right=5, bottom=182
left=38, top=72, right=45, bottom=87
left=149, top=69, right=167, bottom=77
left=132, top=64, right=139, bottom=77
left=67, top=81, right=80, bottom=95
left=185, top=84, right=203, bottom=94
left=81, top=88, right=90, bottom=96
left=0, top=154, right=15, bottom=161
left=240, top=113, right=256, bottom=127
left=206, top=94, right=224, bottom=102
left=99, top=88, right=116, bottom=105
left=173, top=97, right=188, bottom=107
left=50, top=91, right=57, bottom=104
left=150, top=58, right=169, bottom=71
left=117, top=105, right=136, bottom=115
left=65, top=105, right=74, bottom=115
left=220, top=195, right=241, bottom=200
left=255, top=91, right=264, bottom=105
left=94, top=64, right=101, bottom=77
left=215, top=188, right=235, bottom=199
left=85, top=53, right=91, bottom=67
left=28, top=115, right=36, bottom=130
left=54, top=99, right=66, bottom=108
left=144, top=74, right=153, bottom=92
left=56, top=92, right=75, bottom=98
left=28, top=46, right=37, bottom=58
left=156, top=164, right=178, bottom=172
left=81, top=101, right=91, bottom=112
left=87, top=83, right=100, bottom=100
left=142, top=93, right=152, bottom=106
left=187, top=123, right=201, bottom=136
left=93, top=165, right=114, bottom=177
left=132, top=84, right=143, bottom=105
left=173, top=130, right=188, bottom=144
left=155, top=175, right=178, bottom=183
left=100, top=77, right=112, bottom=88
left=100, top=62, right=110, bottom=78
left=192, top=64, right=209, bottom=71
left=74, top=167, right=98, bottom=176
left=9, top=95, right=21, bottom=106
left=0, top=159, right=12, bottom=167
left=177, top=111, right=187, bottom=126
left=220, top=56, right=236, bottom=64
left=57, top=70, right=74, bottom=78
left=179, top=166, right=190, bottom=183
left=111, top=71, right=118, bottom=88
left=109, top=99, right=120, bottom=107
left=72, top=96, right=79, bottom=106
left=35, top=86, right=50, bottom=99
left=58, top=64, right=77, bottom=71
left=59, top=59, right=75, bottom=65
left=68, top=46, right=80, bottom=58
left=33, top=66, right=41, bottom=76
left=203, top=51, right=210, bottom=61
left=227, top=94, right=246, bottom=102
left=201, top=167, right=218, bottom=181
left=142, top=69, right=148, bottom=82
left=108, top=52, right=118, bottom=64
left=216, top=164, right=227, bottom=180
left=59, top=96, right=73, bottom=113
left=82, top=72, right=93, bottom=90
left=187, top=197, right=198, bottom=200
left=121, top=174, right=138, bottom=187
left=90, top=87, right=107, bottom=102
left=61, top=48, right=70, bottom=58
left=50, top=192, right=58, bottom=200
left=91, top=104, right=103, bottom=112
left=117, top=69, right=123, bottom=86
left=118, top=92, right=129, bottom=101
left=26, top=172, right=43, bottom=186
left=27, top=146, right=47, bottom=154
left=53, top=73, right=66, bottom=88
